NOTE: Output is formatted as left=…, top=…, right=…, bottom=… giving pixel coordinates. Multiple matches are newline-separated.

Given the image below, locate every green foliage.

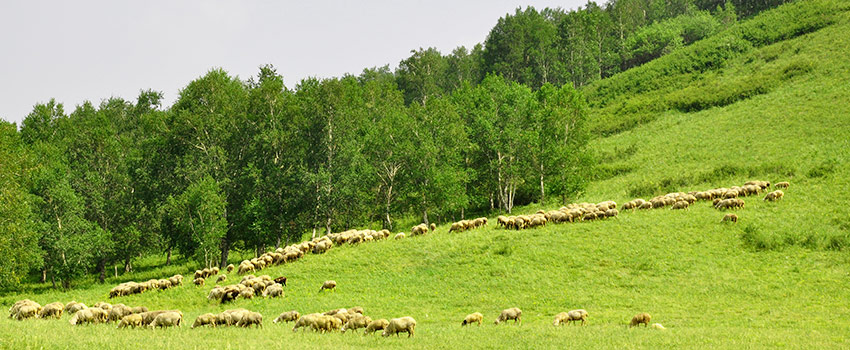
left=164, top=177, right=227, bottom=267
left=623, top=11, right=721, bottom=68
left=0, top=122, right=43, bottom=289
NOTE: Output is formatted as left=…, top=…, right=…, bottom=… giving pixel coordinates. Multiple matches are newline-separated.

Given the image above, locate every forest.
left=0, top=0, right=789, bottom=290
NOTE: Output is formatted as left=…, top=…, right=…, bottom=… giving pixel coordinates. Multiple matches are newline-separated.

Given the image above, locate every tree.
left=456, top=75, right=534, bottom=213
left=164, top=176, right=227, bottom=267
left=0, top=121, right=43, bottom=289
left=396, top=47, right=448, bottom=106
left=483, top=6, right=564, bottom=89
left=532, top=83, right=591, bottom=204
left=170, top=69, right=249, bottom=267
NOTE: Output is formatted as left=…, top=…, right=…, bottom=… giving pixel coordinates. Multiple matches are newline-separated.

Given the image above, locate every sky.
left=0, top=0, right=586, bottom=126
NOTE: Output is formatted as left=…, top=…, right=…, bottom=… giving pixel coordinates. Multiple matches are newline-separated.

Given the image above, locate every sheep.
left=310, top=315, right=342, bottom=333
left=319, top=280, right=337, bottom=293
left=70, top=309, right=95, bottom=325
left=341, top=313, right=372, bottom=333
left=411, top=224, right=428, bottom=236
left=236, top=311, right=263, bottom=328
left=239, top=287, right=255, bottom=299
left=494, top=308, right=522, bottom=325
left=721, top=213, right=738, bottom=223
left=131, top=306, right=148, bottom=314
left=605, top=208, right=620, bottom=218
left=348, top=306, right=365, bottom=315
left=221, top=288, right=240, bottom=304
left=775, top=181, right=790, bottom=189
left=151, top=311, right=183, bottom=329
left=273, top=311, right=300, bottom=324
left=117, top=314, right=143, bottom=329
left=216, top=274, right=227, bottom=284
left=274, top=276, right=287, bottom=286
left=394, top=232, right=406, bottom=240
left=449, top=222, right=464, bottom=233
left=638, top=202, right=653, bottom=210
left=38, top=302, right=64, bottom=319
left=365, top=318, right=390, bottom=335
left=382, top=316, right=417, bottom=337
left=139, top=310, right=180, bottom=326
left=630, top=313, right=651, bottom=327
left=214, top=312, right=233, bottom=326
left=14, top=305, right=41, bottom=320
left=651, top=323, right=666, bottom=330
left=264, top=283, right=284, bottom=298
left=169, top=274, right=183, bottom=286
left=462, top=312, right=483, bottom=326
left=429, top=223, right=436, bottom=232
left=566, top=309, right=588, bottom=326
left=193, top=278, right=205, bottom=286
left=670, top=201, right=689, bottom=210
left=64, top=301, right=86, bottom=315
left=192, top=313, right=217, bottom=328
left=226, top=264, right=235, bottom=273
left=107, top=304, right=133, bottom=323
left=764, top=190, right=784, bottom=201
left=292, top=313, right=322, bottom=332
left=553, top=312, right=570, bottom=326
left=94, top=302, right=112, bottom=311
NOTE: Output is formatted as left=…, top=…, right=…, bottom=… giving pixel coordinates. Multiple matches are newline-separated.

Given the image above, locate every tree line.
left=0, top=0, right=788, bottom=289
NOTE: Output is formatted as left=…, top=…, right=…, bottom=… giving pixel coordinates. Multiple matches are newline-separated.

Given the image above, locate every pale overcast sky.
left=0, top=0, right=586, bottom=125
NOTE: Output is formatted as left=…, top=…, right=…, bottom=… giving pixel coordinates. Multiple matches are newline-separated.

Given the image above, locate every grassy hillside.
left=3, top=1, right=850, bottom=348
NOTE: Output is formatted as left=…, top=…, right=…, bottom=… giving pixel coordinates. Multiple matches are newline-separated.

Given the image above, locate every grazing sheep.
left=239, top=287, right=255, bottom=300
left=429, top=223, right=436, bottom=232
left=319, top=280, right=337, bottom=293
left=449, top=222, right=464, bottom=233
left=365, top=318, right=390, bottom=335
left=638, top=202, right=653, bottom=210
left=567, top=309, right=589, bottom=326
left=721, top=213, right=738, bottom=223
left=14, top=305, right=41, bottom=320
left=394, top=232, right=405, bottom=240
left=64, top=302, right=86, bottom=315
left=117, top=314, right=143, bottom=328
left=69, top=308, right=106, bottom=325
left=775, top=181, right=790, bottom=189
left=382, top=316, right=417, bottom=337
left=670, top=201, right=689, bottom=210
left=348, top=306, right=365, bottom=315
left=312, top=315, right=343, bottom=333
left=139, top=310, right=178, bottom=326
left=605, top=208, right=620, bottom=218
left=130, top=306, right=148, bottom=314
left=264, top=283, right=284, bottom=298
left=38, top=302, right=64, bottom=319
left=292, top=313, right=322, bottom=332
left=274, top=276, right=287, bottom=286
left=341, top=313, right=372, bottom=333
left=630, top=313, right=651, bottom=327
left=151, top=311, right=183, bottom=329
left=553, top=312, right=570, bottom=326
left=411, top=224, right=429, bottom=236
left=216, top=274, right=227, bottom=284
left=462, top=312, right=483, bottom=326
left=764, top=190, right=784, bottom=201
left=192, top=313, right=217, bottom=328
left=494, top=308, right=522, bottom=325
left=226, top=264, right=235, bottom=273
left=236, top=311, right=263, bottom=328
left=273, top=311, right=300, bottom=324
left=651, top=323, right=666, bottom=330
left=107, top=305, right=133, bottom=323
left=221, top=289, right=240, bottom=304
left=193, top=278, right=205, bottom=286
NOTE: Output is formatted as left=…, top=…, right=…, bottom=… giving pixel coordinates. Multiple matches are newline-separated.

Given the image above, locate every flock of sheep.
left=10, top=298, right=663, bottom=335
left=7, top=179, right=790, bottom=339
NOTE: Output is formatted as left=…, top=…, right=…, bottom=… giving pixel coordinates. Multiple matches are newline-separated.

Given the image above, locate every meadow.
left=2, top=1, right=850, bottom=348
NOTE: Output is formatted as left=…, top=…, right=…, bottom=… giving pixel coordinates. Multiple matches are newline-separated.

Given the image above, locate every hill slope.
left=3, top=1, right=850, bottom=348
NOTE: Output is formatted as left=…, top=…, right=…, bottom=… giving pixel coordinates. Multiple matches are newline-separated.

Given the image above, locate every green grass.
left=3, top=1, right=850, bottom=348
